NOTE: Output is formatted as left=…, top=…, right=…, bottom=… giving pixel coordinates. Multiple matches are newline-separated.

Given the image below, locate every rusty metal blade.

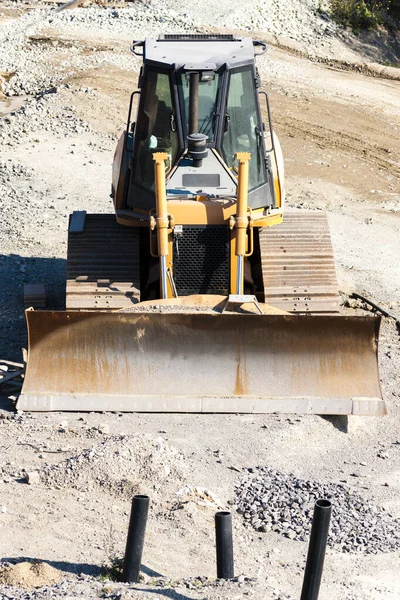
left=17, top=310, right=385, bottom=415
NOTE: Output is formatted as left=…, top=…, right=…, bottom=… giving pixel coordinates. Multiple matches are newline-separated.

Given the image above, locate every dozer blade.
left=17, top=310, right=385, bottom=415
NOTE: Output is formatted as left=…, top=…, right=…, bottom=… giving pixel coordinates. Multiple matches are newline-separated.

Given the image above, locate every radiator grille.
left=173, top=226, right=230, bottom=295
left=161, top=34, right=237, bottom=41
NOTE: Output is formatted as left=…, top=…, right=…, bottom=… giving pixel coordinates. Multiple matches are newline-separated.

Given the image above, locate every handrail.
left=124, top=91, right=140, bottom=151
left=253, top=40, right=268, bottom=55
left=258, top=90, right=275, bottom=153
left=130, top=40, right=144, bottom=56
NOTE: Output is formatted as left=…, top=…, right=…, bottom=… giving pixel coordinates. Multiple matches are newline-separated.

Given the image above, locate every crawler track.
left=66, top=213, right=141, bottom=310
left=259, top=211, right=340, bottom=313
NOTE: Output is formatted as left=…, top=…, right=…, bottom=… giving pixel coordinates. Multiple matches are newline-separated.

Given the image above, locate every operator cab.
left=117, top=34, right=277, bottom=213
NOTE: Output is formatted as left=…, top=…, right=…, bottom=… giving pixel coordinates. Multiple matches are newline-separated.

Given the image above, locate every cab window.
left=179, top=73, right=220, bottom=143
left=221, top=67, right=266, bottom=191
left=133, top=69, right=179, bottom=191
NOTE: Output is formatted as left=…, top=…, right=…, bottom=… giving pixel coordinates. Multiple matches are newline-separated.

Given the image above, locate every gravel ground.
left=0, top=0, right=398, bottom=100
left=40, top=433, right=187, bottom=499
left=235, top=466, right=400, bottom=554
left=0, top=3, right=400, bottom=600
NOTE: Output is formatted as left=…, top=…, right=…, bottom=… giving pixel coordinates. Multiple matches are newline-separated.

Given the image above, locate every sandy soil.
left=0, top=9, right=399, bottom=600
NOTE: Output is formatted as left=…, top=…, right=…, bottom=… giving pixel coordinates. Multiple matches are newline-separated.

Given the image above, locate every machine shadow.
left=321, top=414, right=349, bottom=433
left=135, top=588, right=192, bottom=600
left=2, top=557, right=102, bottom=576
left=134, top=589, right=194, bottom=600
left=1, top=559, right=189, bottom=597
left=0, top=254, right=66, bottom=362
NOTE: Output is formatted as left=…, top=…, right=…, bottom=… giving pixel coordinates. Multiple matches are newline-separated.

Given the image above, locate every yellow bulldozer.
left=18, top=34, right=384, bottom=415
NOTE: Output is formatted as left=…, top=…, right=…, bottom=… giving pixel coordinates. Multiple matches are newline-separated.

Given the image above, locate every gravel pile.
left=52, top=4, right=196, bottom=37
left=0, top=1, right=346, bottom=101
left=235, top=467, right=400, bottom=554
left=40, top=434, right=187, bottom=498
left=0, top=91, right=91, bottom=146
left=40, top=1, right=338, bottom=52
left=122, top=303, right=217, bottom=313
left=1, top=9, right=66, bottom=96
left=0, top=562, right=61, bottom=588
left=0, top=5, right=191, bottom=97
left=0, top=140, right=64, bottom=249
left=0, top=160, right=33, bottom=180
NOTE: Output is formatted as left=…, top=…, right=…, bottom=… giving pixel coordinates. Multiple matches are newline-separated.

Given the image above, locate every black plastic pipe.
left=215, top=511, right=234, bottom=579
left=300, top=499, right=332, bottom=600
left=122, top=494, right=150, bottom=583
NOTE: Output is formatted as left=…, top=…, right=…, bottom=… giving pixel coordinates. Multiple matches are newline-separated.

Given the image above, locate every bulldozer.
left=18, top=34, right=385, bottom=415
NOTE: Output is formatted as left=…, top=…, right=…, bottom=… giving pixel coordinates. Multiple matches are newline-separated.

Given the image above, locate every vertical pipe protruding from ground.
left=300, top=499, right=332, bottom=600
left=153, top=152, right=169, bottom=299
left=189, top=71, right=199, bottom=135
left=122, top=494, right=150, bottom=583
left=215, top=511, right=234, bottom=579
left=235, top=152, right=251, bottom=294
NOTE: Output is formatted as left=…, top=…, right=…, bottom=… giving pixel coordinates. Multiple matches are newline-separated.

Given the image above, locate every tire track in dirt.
left=273, top=114, right=400, bottom=178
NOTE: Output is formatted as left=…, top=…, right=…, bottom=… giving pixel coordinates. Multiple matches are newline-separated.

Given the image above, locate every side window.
left=133, top=70, right=179, bottom=191
left=221, top=68, right=266, bottom=191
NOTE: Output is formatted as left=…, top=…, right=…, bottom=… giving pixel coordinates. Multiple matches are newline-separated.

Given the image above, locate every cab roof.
left=141, top=34, right=256, bottom=70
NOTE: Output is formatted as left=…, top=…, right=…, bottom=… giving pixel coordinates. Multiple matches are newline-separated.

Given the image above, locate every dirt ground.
left=0, top=8, right=400, bottom=600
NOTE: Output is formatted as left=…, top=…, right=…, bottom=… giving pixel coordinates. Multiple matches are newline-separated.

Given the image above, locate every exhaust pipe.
left=188, top=71, right=199, bottom=135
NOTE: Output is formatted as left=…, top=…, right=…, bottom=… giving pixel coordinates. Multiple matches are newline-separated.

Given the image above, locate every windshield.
left=179, top=73, right=220, bottom=143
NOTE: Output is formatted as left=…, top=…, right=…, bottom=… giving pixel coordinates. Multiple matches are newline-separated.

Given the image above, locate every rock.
left=98, top=424, right=110, bottom=435
left=25, top=471, right=40, bottom=485
left=377, top=452, right=389, bottom=459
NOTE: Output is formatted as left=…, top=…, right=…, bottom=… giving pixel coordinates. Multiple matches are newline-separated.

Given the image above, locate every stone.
left=98, top=424, right=110, bottom=435
left=234, top=465, right=400, bottom=554
left=26, top=471, right=40, bottom=485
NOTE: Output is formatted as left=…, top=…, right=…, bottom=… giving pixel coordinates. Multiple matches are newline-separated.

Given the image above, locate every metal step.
left=66, top=214, right=141, bottom=310
left=259, top=211, right=340, bottom=313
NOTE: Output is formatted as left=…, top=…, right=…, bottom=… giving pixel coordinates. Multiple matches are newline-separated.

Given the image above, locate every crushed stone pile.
left=0, top=1, right=347, bottom=101
left=0, top=6, right=191, bottom=98
left=0, top=562, right=61, bottom=588
left=0, top=91, right=92, bottom=147
left=122, top=303, right=217, bottom=313
left=0, top=160, right=33, bottom=180
left=235, top=467, right=400, bottom=554
left=30, top=1, right=339, bottom=54
left=40, top=434, right=186, bottom=498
